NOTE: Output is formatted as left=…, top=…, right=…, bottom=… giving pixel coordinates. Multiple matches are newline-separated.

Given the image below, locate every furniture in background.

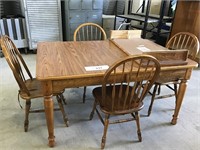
left=74, top=22, right=107, bottom=103
left=169, top=0, right=200, bottom=63
left=62, top=0, right=103, bottom=41
left=0, top=17, right=28, bottom=57
left=0, top=0, right=22, bottom=17
left=110, top=29, right=141, bottom=39
left=114, top=0, right=173, bottom=40
left=147, top=32, right=200, bottom=116
left=103, top=0, right=125, bottom=16
left=0, top=1, right=28, bottom=56
left=0, top=35, right=68, bottom=132
left=102, top=0, right=127, bottom=38
left=102, top=15, right=127, bottom=38
left=36, top=39, right=197, bottom=147
left=21, top=0, right=63, bottom=50
left=89, top=55, right=161, bottom=149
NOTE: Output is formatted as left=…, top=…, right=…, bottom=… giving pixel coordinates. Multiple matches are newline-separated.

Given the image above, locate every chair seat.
left=93, top=85, right=144, bottom=115
left=19, top=78, right=64, bottom=100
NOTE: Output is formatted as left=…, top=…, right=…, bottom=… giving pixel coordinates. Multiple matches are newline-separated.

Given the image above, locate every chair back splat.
left=1, top=35, right=32, bottom=95
left=74, top=22, right=107, bottom=41
left=101, top=55, right=160, bottom=114
left=166, top=32, right=199, bottom=60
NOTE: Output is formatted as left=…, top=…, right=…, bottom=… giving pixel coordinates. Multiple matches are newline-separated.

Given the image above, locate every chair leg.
left=174, top=83, right=178, bottom=104
left=24, top=100, right=31, bottom=132
left=135, top=112, right=142, bottom=142
left=83, top=86, right=87, bottom=103
left=101, top=114, right=110, bottom=149
left=157, top=84, right=161, bottom=95
left=61, top=93, right=67, bottom=105
left=89, top=100, right=97, bottom=120
left=56, top=95, right=69, bottom=127
left=148, top=84, right=158, bottom=116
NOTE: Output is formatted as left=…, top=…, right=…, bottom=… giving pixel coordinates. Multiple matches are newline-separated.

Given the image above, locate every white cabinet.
left=22, top=0, right=62, bottom=49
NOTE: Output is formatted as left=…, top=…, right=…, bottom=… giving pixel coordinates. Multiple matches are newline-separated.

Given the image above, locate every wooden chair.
left=74, top=22, right=107, bottom=41
left=89, top=55, right=161, bottom=149
left=74, top=22, right=107, bottom=103
left=147, top=32, right=200, bottom=116
left=110, top=30, right=142, bottom=39
left=0, top=35, right=69, bottom=132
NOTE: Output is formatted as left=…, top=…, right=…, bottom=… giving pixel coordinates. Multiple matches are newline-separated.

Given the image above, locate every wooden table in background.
left=36, top=39, right=198, bottom=147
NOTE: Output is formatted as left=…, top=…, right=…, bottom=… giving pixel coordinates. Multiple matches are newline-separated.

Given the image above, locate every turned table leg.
left=44, top=95, right=55, bottom=147
left=42, top=81, right=55, bottom=147
left=171, top=79, right=187, bottom=125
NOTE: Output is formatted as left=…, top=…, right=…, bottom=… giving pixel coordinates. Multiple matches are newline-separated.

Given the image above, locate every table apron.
left=157, top=68, right=192, bottom=83
left=52, top=76, right=103, bottom=91
left=50, top=68, right=193, bottom=92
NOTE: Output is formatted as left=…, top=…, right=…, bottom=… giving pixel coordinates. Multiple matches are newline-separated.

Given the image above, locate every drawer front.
left=69, top=0, right=81, bottom=10
left=82, top=0, right=92, bottom=10
left=87, top=11, right=102, bottom=24
left=69, top=12, right=86, bottom=23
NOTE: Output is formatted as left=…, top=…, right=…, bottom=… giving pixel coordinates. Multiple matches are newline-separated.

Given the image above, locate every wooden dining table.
left=36, top=38, right=198, bottom=147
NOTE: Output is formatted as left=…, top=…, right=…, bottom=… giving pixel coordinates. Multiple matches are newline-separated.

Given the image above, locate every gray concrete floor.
left=0, top=54, right=200, bottom=150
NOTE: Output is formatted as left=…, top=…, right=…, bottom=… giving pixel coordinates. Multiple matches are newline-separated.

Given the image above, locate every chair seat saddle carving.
left=0, top=35, right=69, bottom=132
left=89, top=55, right=161, bottom=149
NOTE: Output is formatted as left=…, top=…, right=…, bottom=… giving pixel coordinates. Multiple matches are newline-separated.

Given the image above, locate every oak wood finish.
left=169, top=1, right=200, bottom=63
left=89, top=55, right=161, bottom=149
left=147, top=32, right=199, bottom=116
left=37, top=40, right=127, bottom=146
left=143, top=50, right=188, bottom=66
left=111, top=38, right=168, bottom=55
left=110, top=30, right=142, bottom=39
left=0, top=35, right=69, bottom=133
left=166, top=32, right=199, bottom=60
left=36, top=39, right=197, bottom=147
left=73, top=22, right=107, bottom=41
left=73, top=22, right=107, bottom=103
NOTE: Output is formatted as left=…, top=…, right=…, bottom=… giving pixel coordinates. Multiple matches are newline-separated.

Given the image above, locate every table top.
left=36, top=39, right=198, bottom=81
left=36, top=40, right=127, bottom=80
left=111, top=38, right=168, bottom=55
